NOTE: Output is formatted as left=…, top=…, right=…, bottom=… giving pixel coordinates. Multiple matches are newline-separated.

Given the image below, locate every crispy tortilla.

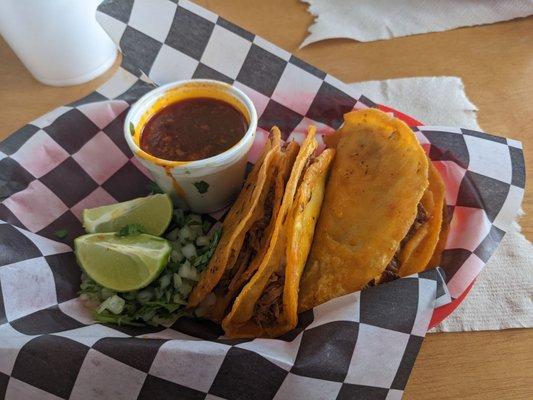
left=188, top=129, right=283, bottom=309
left=203, top=135, right=299, bottom=321
left=283, top=148, right=335, bottom=333
left=427, top=175, right=450, bottom=269
left=222, top=128, right=334, bottom=338
left=298, top=109, right=429, bottom=312
left=399, top=161, right=446, bottom=276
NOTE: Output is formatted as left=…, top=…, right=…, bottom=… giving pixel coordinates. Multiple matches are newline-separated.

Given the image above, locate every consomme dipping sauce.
left=124, top=79, right=257, bottom=214
left=140, top=97, right=249, bottom=161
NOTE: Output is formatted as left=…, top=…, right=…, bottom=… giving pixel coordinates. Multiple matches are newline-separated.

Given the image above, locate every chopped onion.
left=159, top=273, right=171, bottom=290
left=196, top=235, right=209, bottom=247
left=178, top=226, right=192, bottom=241
left=173, top=273, right=182, bottom=289
left=154, top=287, right=164, bottom=299
left=179, top=281, right=192, bottom=297
left=189, top=224, right=203, bottom=239
left=181, top=243, right=197, bottom=259
left=178, top=260, right=199, bottom=281
left=96, top=295, right=125, bottom=315
left=171, top=249, right=184, bottom=263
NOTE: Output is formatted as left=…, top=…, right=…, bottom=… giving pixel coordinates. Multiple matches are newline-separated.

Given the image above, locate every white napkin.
left=349, top=77, right=480, bottom=129
left=301, top=0, right=533, bottom=46
left=348, top=77, right=533, bottom=331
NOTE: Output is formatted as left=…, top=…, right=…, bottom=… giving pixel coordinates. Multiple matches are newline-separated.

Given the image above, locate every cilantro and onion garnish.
left=75, top=193, right=221, bottom=327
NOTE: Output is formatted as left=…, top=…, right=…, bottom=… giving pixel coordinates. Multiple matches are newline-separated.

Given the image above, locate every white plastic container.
left=0, top=0, right=117, bottom=86
left=124, top=79, right=258, bottom=214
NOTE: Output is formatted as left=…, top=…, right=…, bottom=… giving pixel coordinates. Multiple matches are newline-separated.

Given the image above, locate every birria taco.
left=190, top=126, right=334, bottom=339
left=298, top=109, right=446, bottom=312
left=222, top=128, right=334, bottom=338
left=188, top=127, right=298, bottom=321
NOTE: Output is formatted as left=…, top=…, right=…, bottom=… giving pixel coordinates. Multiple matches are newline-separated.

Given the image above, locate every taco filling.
left=298, top=109, right=447, bottom=312
left=251, top=154, right=323, bottom=328
left=371, top=203, right=428, bottom=285
left=253, top=272, right=284, bottom=327
left=188, top=128, right=283, bottom=313
left=191, top=130, right=299, bottom=322
left=216, top=183, right=276, bottom=297
left=222, top=128, right=335, bottom=338
left=206, top=166, right=283, bottom=321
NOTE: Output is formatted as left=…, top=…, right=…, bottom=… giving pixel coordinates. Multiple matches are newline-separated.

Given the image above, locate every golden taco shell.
left=188, top=128, right=284, bottom=309
left=427, top=178, right=450, bottom=269
left=283, top=148, right=335, bottom=332
left=204, top=136, right=299, bottom=321
left=399, top=161, right=446, bottom=277
left=222, top=128, right=334, bottom=338
left=298, top=109, right=429, bottom=312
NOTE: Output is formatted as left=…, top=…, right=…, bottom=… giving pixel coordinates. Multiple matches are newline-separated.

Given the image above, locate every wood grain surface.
left=0, top=1, right=531, bottom=398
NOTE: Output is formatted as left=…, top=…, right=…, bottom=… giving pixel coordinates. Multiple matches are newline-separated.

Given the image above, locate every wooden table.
left=0, top=1, right=531, bottom=398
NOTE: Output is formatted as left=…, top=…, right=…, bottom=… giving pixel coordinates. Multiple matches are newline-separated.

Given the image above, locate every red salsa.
left=140, top=97, right=248, bottom=161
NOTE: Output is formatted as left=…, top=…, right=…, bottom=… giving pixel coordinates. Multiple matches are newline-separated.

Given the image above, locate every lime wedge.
left=83, top=194, right=173, bottom=236
left=75, top=233, right=171, bottom=292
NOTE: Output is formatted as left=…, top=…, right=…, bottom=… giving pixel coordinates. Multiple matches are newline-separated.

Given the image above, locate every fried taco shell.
left=370, top=160, right=446, bottom=284
left=398, top=162, right=446, bottom=277
left=298, top=109, right=429, bottom=312
left=427, top=178, right=450, bottom=269
left=204, top=135, right=299, bottom=321
left=283, top=148, right=335, bottom=332
left=188, top=128, right=285, bottom=310
left=222, top=128, right=334, bottom=338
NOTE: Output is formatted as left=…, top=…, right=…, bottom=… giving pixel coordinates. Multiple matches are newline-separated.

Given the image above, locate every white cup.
left=124, top=79, right=258, bottom=214
left=0, top=0, right=117, bottom=86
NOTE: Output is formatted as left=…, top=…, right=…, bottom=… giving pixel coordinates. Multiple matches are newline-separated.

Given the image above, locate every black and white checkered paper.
left=0, top=1, right=525, bottom=399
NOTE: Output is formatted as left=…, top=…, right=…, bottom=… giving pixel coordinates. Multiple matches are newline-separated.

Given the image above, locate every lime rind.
left=82, top=194, right=173, bottom=236
left=75, top=233, right=171, bottom=292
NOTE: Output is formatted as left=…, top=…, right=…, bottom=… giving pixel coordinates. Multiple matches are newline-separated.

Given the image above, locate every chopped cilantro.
left=116, top=224, right=146, bottom=237
left=202, top=219, right=212, bottom=234
left=193, top=180, right=209, bottom=194
left=54, top=229, right=68, bottom=239
left=193, top=227, right=221, bottom=269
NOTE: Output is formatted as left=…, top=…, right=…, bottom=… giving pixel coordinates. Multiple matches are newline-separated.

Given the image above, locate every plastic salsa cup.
left=124, top=79, right=257, bottom=214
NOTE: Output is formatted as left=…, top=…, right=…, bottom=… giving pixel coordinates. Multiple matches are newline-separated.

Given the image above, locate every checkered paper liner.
left=0, top=0, right=525, bottom=398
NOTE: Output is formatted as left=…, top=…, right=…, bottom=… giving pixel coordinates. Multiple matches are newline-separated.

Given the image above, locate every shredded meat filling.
left=379, top=256, right=400, bottom=283
left=213, top=181, right=277, bottom=302
left=366, top=203, right=429, bottom=288
left=229, top=187, right=276, bottom=291
left=402, top=203, right=428, bottom=245
left=253, top=273, right=285, bottom=328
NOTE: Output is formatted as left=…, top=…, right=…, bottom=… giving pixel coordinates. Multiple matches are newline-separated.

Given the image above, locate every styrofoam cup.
left=124, top=79, right=258, bottom=214
left=0, top=0, right=117, bottom=86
